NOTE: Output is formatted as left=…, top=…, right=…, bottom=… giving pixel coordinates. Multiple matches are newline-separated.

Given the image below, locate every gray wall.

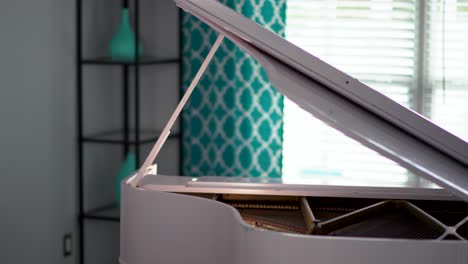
left=0, top=0, right=179, bottom=263
left=0, top=0, right=77, bottom=263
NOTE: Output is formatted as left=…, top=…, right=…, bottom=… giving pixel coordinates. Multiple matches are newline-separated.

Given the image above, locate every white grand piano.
left=120, top=0, right=468, bottom=263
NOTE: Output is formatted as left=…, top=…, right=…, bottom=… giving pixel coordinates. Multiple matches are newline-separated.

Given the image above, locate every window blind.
left=282, top=0, right=418, bottom=184
left=424, top=0, right=468, bottom=142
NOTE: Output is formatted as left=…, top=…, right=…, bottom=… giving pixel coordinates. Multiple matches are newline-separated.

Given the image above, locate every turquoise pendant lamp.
left=109, top=8, right=143, bottom=61
left=116, top=152, right=137, bottom=206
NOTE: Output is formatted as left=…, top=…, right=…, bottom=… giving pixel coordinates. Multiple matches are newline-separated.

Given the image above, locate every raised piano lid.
left=171, top=0, right=468, bottom=202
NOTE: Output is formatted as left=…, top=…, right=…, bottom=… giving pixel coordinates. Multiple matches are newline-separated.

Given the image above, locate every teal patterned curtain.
left=181, top=0, right=286, bottom=178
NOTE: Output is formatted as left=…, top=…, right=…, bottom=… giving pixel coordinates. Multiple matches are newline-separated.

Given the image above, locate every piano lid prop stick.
left=130, top=34, right=225, bottom=187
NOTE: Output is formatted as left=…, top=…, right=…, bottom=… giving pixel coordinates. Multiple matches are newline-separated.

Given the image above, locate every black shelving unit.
left=82, top=57, right=180, bottom=65
left=76, top=0, right=183, bottom=263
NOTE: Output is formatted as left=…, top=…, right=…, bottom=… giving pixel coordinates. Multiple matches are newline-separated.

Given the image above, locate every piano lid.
left=174, top=0, right=468, bottom=202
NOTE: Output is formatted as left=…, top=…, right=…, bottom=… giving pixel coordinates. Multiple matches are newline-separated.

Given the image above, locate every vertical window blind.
left=425, top=0, right=468, bottom=142
left=282, top=0, right=468, bottom=184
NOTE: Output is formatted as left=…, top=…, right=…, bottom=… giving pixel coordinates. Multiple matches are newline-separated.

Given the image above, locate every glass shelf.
left=83, top=204, right=120, bottom=222
left=82, top=129, right=180, bottom=145
left=81, top=56, right=180, bottom=65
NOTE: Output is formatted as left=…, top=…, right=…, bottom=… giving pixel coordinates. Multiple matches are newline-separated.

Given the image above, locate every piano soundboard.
left=177, top=192, right=468, bottom=240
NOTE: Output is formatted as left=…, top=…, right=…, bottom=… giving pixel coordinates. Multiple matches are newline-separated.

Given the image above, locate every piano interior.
left=179, top=193, right=468, bottom=240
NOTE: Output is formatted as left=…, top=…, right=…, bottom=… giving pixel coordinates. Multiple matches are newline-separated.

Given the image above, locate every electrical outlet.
left=63, top=234, right=72, bottom=257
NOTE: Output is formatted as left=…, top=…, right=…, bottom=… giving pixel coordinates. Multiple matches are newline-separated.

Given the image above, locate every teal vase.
left=115, top=152, right=137, bottom=207
left=109, top=8, right=143, bottom=61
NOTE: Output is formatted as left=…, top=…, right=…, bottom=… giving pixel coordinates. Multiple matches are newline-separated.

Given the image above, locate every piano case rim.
left=120, top=178, right=468, bottom=264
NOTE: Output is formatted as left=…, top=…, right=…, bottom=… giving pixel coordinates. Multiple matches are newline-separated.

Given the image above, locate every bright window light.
left=282, top=0, right=468, bottom=184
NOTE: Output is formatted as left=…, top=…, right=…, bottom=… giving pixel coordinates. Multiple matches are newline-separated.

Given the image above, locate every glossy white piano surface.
left=121, top=174, right=468, bottom=264
left=120, top=0, right=468, bottom=263
left=137, top=174, right=454, bottom=201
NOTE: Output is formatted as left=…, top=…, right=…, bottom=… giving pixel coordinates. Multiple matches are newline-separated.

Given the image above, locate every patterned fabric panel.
left=181, top=0, right=286, bottom=178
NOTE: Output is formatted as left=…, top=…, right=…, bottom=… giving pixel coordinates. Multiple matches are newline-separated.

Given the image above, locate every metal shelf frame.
left=76, top=0, right=183, bottom=263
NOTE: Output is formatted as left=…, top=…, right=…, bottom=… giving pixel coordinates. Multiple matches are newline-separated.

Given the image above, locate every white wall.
left=0, top=0, right=179, bottom=263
